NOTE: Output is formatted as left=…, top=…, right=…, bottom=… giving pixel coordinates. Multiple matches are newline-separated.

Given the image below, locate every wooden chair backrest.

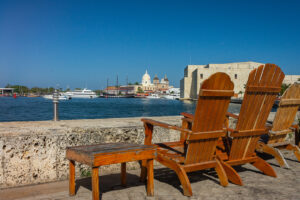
left=268, top=83, right=300, bottom=143
left=229, top=64, right=285, bottom=160
left=184, top=72, right=234, bottom=164
left=272, top=83, right=300, bottom=131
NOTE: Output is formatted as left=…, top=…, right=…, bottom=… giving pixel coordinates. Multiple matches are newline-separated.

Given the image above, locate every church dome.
left=153, top=75, right=159, bottom=80
left=142, top=70, right=151, bottom=86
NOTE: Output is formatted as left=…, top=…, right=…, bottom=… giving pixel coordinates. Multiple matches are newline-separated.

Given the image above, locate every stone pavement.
left=0, top=150, right=299, bottom=200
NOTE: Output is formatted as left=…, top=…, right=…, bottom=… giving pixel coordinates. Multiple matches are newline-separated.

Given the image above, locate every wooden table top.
left=66, top=143, right=156, bottom=155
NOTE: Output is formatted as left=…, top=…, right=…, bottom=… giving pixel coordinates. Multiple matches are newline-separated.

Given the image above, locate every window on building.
left=235, top=74, right=237, bottom=79
left=200, top=74, right=203, bottom=79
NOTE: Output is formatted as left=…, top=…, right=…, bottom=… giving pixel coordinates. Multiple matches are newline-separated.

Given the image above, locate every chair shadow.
left=75, top=173, right=145, bottom=200
left=153, top=166, right=249, bottom=194
left=256, top=151, right=300, bottom=167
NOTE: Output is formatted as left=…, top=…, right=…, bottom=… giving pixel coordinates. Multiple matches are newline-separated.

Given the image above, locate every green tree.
left=137, top=87, right=144, bottom=93
left=93, top=90, right=102, bottom=95
left=280, top=83, right=290, bottom=95
left=134, top=82, right=139, bottom=85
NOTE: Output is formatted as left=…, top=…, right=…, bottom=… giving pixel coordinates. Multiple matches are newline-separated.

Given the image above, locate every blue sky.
left=0, top=0, right=300, bottom=89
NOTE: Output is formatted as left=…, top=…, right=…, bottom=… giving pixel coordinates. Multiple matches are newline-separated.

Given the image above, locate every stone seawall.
left=0, top=113, right=298, bottom=189
left=0, top=116, right=183, bottom=189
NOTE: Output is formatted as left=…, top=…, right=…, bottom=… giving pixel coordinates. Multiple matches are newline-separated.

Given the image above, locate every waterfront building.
left=180, top=61, right=300, bottom=100
left=283, top=75, right=300, bottom=85
left=141, top=70, right=171, bottom=93
left=0, top=88, right=14, bottom=96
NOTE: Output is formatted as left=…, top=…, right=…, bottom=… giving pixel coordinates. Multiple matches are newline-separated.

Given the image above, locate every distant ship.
left=161, top=93, right=180, bottom=100
left=146, top=93, right=160, bottom=99
left=64, top=88, right=97, bottom=99
left=42, top=94, right=69, bottom=100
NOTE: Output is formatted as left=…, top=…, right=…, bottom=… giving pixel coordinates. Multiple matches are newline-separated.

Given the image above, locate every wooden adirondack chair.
left=181, top=64, right=285, bottom=185
left=140, top=72, right=234, bottom=196
left=217, top=64, right=285, bottom=185
left=256, top=83, right=300, bottom=168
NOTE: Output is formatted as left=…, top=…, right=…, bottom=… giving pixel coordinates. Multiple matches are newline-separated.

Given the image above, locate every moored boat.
left=63, top=88, right=97, bottom=99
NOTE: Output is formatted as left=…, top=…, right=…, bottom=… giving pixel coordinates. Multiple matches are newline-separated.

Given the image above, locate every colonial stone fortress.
left=180, top=61, right=300, bottom=100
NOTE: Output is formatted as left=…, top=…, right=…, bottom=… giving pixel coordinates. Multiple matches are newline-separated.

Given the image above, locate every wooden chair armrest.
left=180, top=112, right=194, bottom=119
left=141, top=118, right=192, bottom=133
left=227, top=128, right=235, bottom=133
left=226, top=112, right=239, bottom=119
left=181, top=117, right=193, bottom=123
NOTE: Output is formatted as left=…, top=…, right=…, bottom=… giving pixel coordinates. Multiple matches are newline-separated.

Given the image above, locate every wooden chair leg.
left=140, top=160, right=147, bottom=182
left=286, top=144, right=300, bottom=162
left=220, top=161, right=243, bottom=186
left=156, top=154, right=192, bottom=196
left=215, top=159, right=228, bottom=187
left=69, top=160, right=75, bottom=196
left=121, top=163, right=126, bottom=186
left=251, top=157, right=277, bottom=177
left=256, top=142, right=290, bottom=168
left=146, top=159, right=154, bottom=196
left=92, top=167, right=100, bottom=200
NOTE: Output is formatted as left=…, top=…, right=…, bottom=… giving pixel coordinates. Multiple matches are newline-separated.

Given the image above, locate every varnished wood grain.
left=69, top=160, right=75, bottom=196
left=121, top=162, right=126, bottom=186
left=92, top=167, right=99, bottom=200
left=222, top=64, right=284, bottom=182
left=258, top=83, right=300, bottom=168
left=142, top=72, right=234, bottom=196
left=147, top=159, right=154, bottom=196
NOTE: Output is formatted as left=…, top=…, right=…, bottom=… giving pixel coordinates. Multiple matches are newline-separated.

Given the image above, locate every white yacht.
left=146, top=93, right=160, bottom=99
left=162, top=93, right=180, bottom=100
left=42, top=94, right=69, bottom=100
left=64, top=88, right=97, bottom=99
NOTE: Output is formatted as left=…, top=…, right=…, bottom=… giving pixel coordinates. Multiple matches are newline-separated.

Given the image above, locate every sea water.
left=0, top=97, right=241, bottom=122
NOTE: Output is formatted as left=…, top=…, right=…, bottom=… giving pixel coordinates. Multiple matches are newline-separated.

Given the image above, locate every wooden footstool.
left=66, top=143, right=156, bottom=200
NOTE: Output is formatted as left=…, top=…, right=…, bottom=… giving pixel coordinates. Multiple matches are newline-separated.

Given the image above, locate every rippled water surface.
left=0, top=97, right=241, bottom=122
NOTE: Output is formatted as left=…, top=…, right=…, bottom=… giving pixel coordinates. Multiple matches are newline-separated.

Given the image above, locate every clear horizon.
left=1, top=0, right=300, bottom=90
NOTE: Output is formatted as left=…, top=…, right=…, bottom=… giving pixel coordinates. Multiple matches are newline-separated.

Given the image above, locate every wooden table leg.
left=92, top=167, right=99, bottom=200
left=69, top=160, right=75, bottom=196
left=121, top=162, right=126, bottom=186
left=140, top=160, right=147, bottom=182
left=146, top=159, right=154, bottom=196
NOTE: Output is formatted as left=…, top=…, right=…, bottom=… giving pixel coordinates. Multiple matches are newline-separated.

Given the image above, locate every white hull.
left=162, top=94, right=180, bottom=100
left=64, top=88, right=97, bottom=99
left=146, top=94, right=160, bottom=99
left=67, top=94, right=97, bottom=99
left=42, top=95, right=69, bottom=100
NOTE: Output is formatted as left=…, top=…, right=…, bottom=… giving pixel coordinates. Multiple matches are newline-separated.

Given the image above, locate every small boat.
left=146, top=93, right=160, bottom=99
left=63, top=88, right=97, bottom=99
left=162, top=94, right=180, bottom=100
left=42, top=94, right=69, bottom=100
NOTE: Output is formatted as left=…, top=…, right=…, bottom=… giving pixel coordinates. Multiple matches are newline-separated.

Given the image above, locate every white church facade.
left=141, top=70, right=170, bottom=92
left=180, top=61, right=300, bottom=100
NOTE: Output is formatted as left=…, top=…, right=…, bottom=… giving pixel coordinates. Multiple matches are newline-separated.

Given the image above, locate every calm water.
left=0, top=97, right=241, bottom=122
